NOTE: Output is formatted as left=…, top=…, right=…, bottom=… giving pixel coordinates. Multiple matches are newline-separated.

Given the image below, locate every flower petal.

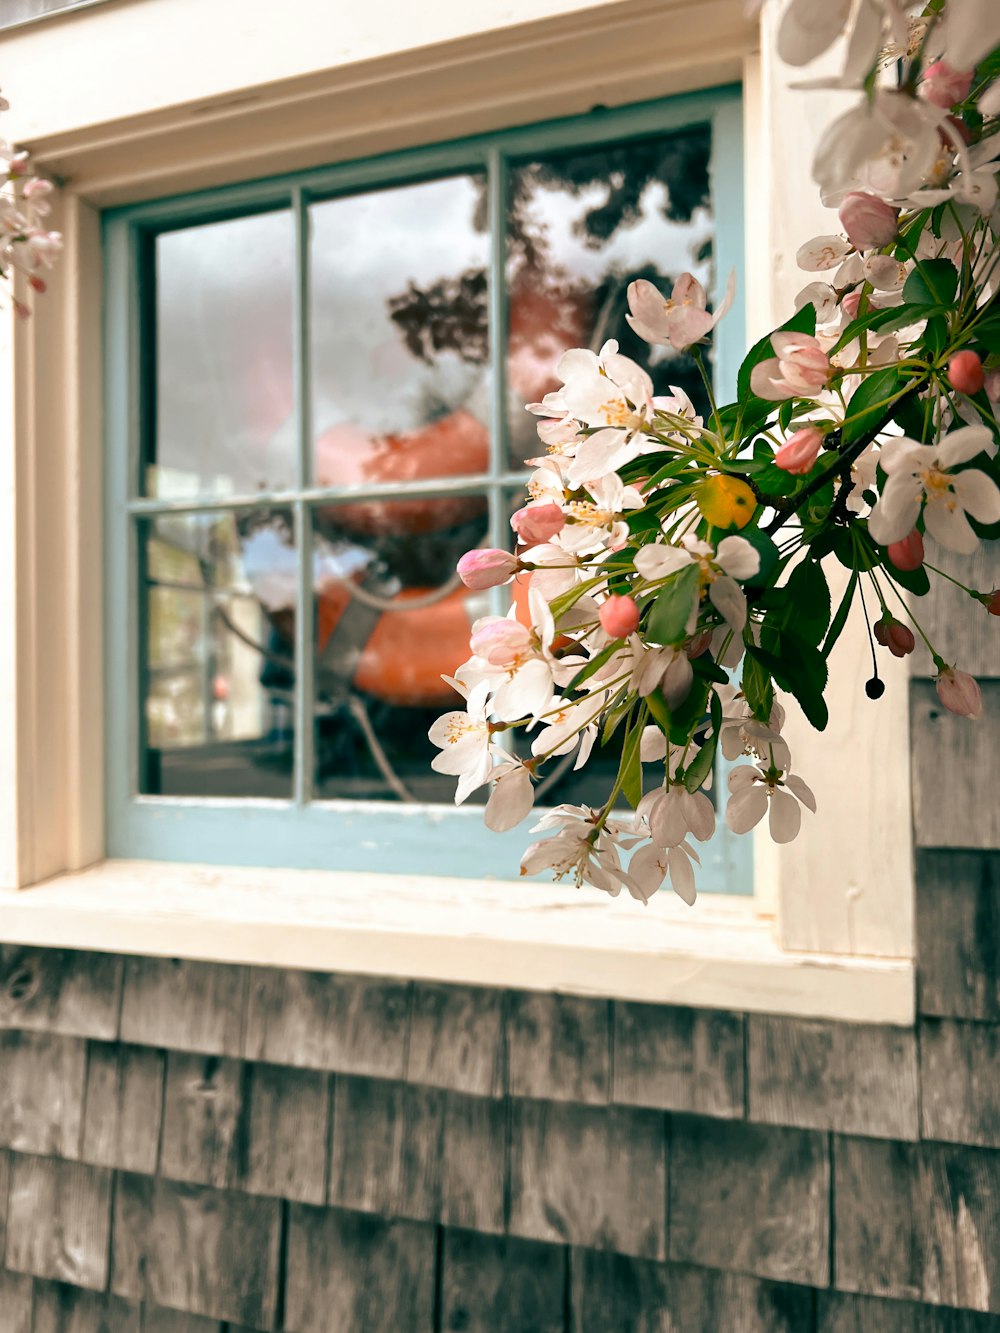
left=726, top=783, right=768, bottom=834
left=768, top=788, right=802, bottom=843
left=484, top=766, right=534, bottom=832
left=924, top=496, right=979, bottom=553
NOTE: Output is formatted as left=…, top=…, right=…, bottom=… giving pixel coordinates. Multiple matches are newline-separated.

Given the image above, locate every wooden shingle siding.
left=911, top=540, right=1000, bottom=683
left=669, top=1116, right=830, bottom=1286
left=141, top=1310, right=223, bottom=1333
left=569, top=1251, right=815, bottom=1333
left=284, top=1206, right=436, bottom=1333
left=439, top=1230, right=565, bottom=1333
left=406, top=983, right=504, bottom=1097
left=921, top=1019, right=1000, bottom=1149
left=613, top=1002, right=745, bottom=1117
left=747, top=1015, right=919, bottom=1139
left=911, top=681, right=1000, bottom=851
left=111, top=1174, right=282, bottom=1327
left=0, top=1032, right=87, bottom=1158
left=120, top=959, right=246, bottom=1057
left=80, top=1043, right=163, bottom=1175
left=0, top=949, right=122, bottom=1041
left=834, top=1137, right=1000, bottom=1311
left=508, top=1099, right=667, bottom=1259
left=244, top=969, right=409, bottom=1077
left=5, top=1157, right=112, bottom=1291
left=916, top=851, right=1000, bottom=1021
left=158, top=1054, right=245, bottom=1190
left=241, top=1063, right=329, bottom=1205
left=0, top=1271, right=33, bottom=1333
left=30, top=1281, right=140, bottom=1332
left=817, top=1290, right=1000, bottom=1331
left=507, top=993, right=610, bottom=1105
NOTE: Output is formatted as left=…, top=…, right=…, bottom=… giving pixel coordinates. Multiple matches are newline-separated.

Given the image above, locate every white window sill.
left=0, top=860, right=914, bottom=1025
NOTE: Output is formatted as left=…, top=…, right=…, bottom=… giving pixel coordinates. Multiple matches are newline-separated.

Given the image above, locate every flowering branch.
left=0, top=91, right=61, bottom=318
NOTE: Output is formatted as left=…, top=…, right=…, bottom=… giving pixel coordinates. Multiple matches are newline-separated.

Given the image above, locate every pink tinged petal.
left=661, top=653, right=694, bottom=709
left=640, top=725, right=667, bottom=763
left=783, top=773, right=817, bottom=813
left=709, top=576, right=748, bottom=635
left=842, top=0, right=884, bottom=84
left=649, top=790, right=688, bottom=848
left=923, top=496, right=979, bottom=554
left=666, top=845, right=697, bottom=906
left=726, top=783, right=768, bottom=834
left=666, top=305, right=715, bottom=350
left=672, top=272, right=708, bottom=310
left=454, top=750, right=495, bottom=804
left=627, top=843, right=668, bottom=903
left=493, top=658, right=552, bottom=721
left=936, top=426, right=996, bottom=469
left=485, top=767, right=534, bottom=832
left=713, top=269, right=737, bottom=324
left=936, top=667, right=983, bottom=719
left=867, top=478, right=922, bottom=547
left=556, top=347, right=599, bottom=381
left=768, top=788, right=802, bottom=843
left=716, top=536, right=761, bottom=582
left=683, top=790, right=717, bottom=842
left=749, top=359, right=794, bottom=400
left=951, top=470, right=1000, bottom=525
left=796, top=234, right=853, bottom=271
left=727, top=764, right=758, bottom=792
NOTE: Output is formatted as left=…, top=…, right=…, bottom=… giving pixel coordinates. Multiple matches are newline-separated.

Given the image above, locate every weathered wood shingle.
left=910, top=539, right=1000, bottom=682
left=613, top=1002, right=744, bottom=1118
left=407, top=983, right=504, bottom=1097
left=818, top=1289, right=1000, bottom=1331
left=917, top=851, right=1000, bottom=1021
left=5, top=1156, right=112, bottom=1291
left=748, top=1015, right=919, bottom=1139
left=142, top=1310, right=224, bottom=1333
left=242, top=1062, right=330, bottom=1205
left=120, top=958, right=246, bottom=1057
left=509, top=1099, right=667, bottom=1259
left=921, top=1019, right=1000, bottom=1149
left=158, top=1054, right=245, bottom=1190
left=0, top=1031, right=88, bottom=1158
left=439, top=1230, right=565, bottom=1333
left=507, top=992, right=610, bottom=1105
left=834, top=1136, right=1000, bottom=1311
left=669, top=1115, right=830, bottom=1286
left=284, top=1205, right=436, bottom=1333
left=0, top=1270, right=32, bottom=1333
left=570, top=1251, right=815, bottom=1333
left=80, top=1043, right=163, bottom=1175
left=0, top=949, right=122, bottom=1040
left=911, top=682, right=1000, bottom=851
left=30, top=1281, right=140, bottom=1332
left=111, top=1174, right=282, bottom=1327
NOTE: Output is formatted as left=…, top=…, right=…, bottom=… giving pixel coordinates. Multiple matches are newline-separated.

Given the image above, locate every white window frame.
left=0, top=0, right=915, bottom=1023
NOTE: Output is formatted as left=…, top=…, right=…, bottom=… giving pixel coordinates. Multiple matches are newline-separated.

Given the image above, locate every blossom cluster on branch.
left=0, top=92, right=61, bottom=318
left=431, top=0, right=1000, bottom=905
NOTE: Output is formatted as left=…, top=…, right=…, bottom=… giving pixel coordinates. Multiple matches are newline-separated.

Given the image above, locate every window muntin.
left=105, top=87, right=750, bottom=888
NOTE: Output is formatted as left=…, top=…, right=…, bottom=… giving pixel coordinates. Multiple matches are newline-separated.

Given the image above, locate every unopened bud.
left=887, top=529, right=924, bottom=572
left=978, top=589, right=1000, bottom=616
left=599, top=594, right=640, bottom=640
left=948, top=350, right=985, bottom=397
left=936, top=665, right=983, bottom=719
left=511, top=502, right=565, bottom=546
left=774, top=427, right=824, bottom=476
left=874, top=618, right=916, bottom=658
left=865, top=675, right=886, bottom=699
left=457, top=548, right=518, bottom=590
left=838, top=192, right=899, bottom=251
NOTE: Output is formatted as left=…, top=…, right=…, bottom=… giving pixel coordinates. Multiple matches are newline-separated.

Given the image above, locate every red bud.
left=948, top=350, right=985, bottom=396
left=887, top=529, right=924, bottom=572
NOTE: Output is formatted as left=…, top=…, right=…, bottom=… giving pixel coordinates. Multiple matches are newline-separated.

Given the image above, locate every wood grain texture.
left=120, top=958, right=246, bottom=1057
left=439, top=1229, right=564, bottom=1333
left=0, top=1148, right=10, bottom=1259
left=922, top=1019, right=1000, bottom=1149
left=570, top=1251, right=814, bottom=1333
left=509, top=1099, right=667, bottom=1259
left=29, top=1282, right=140, bottom=1333
left=670, top=1116, right=830, bottom=1286
left=916, top=851, right=1000, bottom=1020
left=507, top=992, right=609, bottom=1105
left=0, top=948, right=122, bottom=1040
left=111, top=1174, right=281, bottom=1327
left=910, top=539, right=1000, bottom=682
left=818, top=1290, right=1000, bottom=1332
left=407, top=983, right=503, bottom=1096
left=747, top=1015, right=919, bottom=1139
left=244, top=969, right=409, bottom=1076
left=0, top=1271, right=32, bottom=1333
left=329, top=1076, right=505, bottom=1233
left=613, top=1003, right=744, bottom=1118
left=242, top=1062, right=330, bottom=1205
left=284, top=1205, right=436, bottom=1333
left=0, top=1031, right=88, bottom=1157
left=834, top=1136, right=1000, bottom=1310
left=911, top=682, right=1000, bottom=850
left=80, top=1043, right=163, bottom=1174
left=158, top=1054, right=245, bottom=1190
left=5, top=1156, right=112, bottom=1290
left=141, top=1308, right=224, bottom=1333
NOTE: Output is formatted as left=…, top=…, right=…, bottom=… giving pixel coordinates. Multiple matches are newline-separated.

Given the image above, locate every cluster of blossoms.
left=0, top=92, right=61, bottom=318
left=432, top=0, right=1000, bottom=905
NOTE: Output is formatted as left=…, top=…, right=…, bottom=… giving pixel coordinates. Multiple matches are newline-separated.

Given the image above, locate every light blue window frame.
left=104, top=84, right=752, bottom=890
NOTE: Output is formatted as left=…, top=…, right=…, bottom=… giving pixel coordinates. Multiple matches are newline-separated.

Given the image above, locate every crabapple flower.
left=624, top=840, right=701, bottom=906
left=775, top=426, right=824, bottom=475
left=935, top=666, right=983, bottom=719
left=868, top=427, right=1000, bottom=554
left=874, top=618, right=916, bottom=657
left=921, top=60, right=974, bottom=110
left=720, top=697, right=791, bottom=771
left=726, top=764, right=817, bottom=844
left=484, top=759, right=535, bottom=833
left=428, top=682, right=494, bottom=804
left=838, top=192, right=899, bottom=249
left=520, top=804, right=628, bottom=894
left=887, top=529, right=924, bottom=571
left=457, top=548, right=518, bottom=590
left=599, top=595, right=640, bottom=640
left=635, top=534, right=760, bottom=637
left=557, top=473, right=644, bottom=555
left=638, top=782, right=716, bottom=848
left=511, top=503, right=564, bottom=546
left=469, top=614, right=533, bottom=668
left=796, top=235, right=853, bottom=271
left=626, top=270, right=736, bottom=351
left=813, top=90, right=945, bottom=204
left=750, top=332, right=831, bottom=400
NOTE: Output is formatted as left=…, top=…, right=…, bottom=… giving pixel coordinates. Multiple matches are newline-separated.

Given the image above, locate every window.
left=103, top=89, right=751, bottom=885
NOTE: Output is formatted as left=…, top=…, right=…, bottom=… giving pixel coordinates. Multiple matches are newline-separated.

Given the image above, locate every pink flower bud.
left=685, top=629, right=714, bottom=659
left=980, top=589, right=1000, bottom=616
left=457, top=548, right=518, bottom=590
left=887, top=530, right=924, bottom=572
left=511, top=502, right=565, bottom=545
left=874, top=618, right=915, bottom=658
left=470, top=617, right=533, bottom=666
left=750, top=332, right=831, bottom=400
left=599, top=594, right=640, bottom=640
left=12, top=299, right=30, bottom=320
left=27, top=274, right=46, bottom=294
left=948, top=350, right=985, bottom=396
left=774, top=427, right=823, bottom=476
left=936, top=666, right=983, bottom=719
left=921, top=60, right=974, bottom=109
left=838, top=192, right=899, bottom=251
left=841, top=291, right=863, bottom=319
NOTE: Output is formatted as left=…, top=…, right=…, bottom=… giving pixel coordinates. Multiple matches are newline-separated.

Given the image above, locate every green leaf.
left=884, top=559, right=930, bottom=597
left=747, top=632, right=829, bottom=731
left=766, top=560, right=831, bottom=647
left=742, top=650, right=773, bottom=720
left=645, top=689, right=671, bottom=736
left=668, top=676, right=711, bottom=748
left=902, top=257, right=958, bottom=308
left=619, top=712, right=645, bottom=810
left=691, top=654, right=729, bottom=684
left=841, top=367, right=904, bottom=446
left=923, top=313, right=948, bottom=359
left=563, top=641, right=620, bottom=694
left=737, top=304, right=816, bottom=404
left=646, top=564, right=699, bottom=646
left=974, top=318, right=1000, bottom=355
left=739, top=527, right=782, bottom=590
left=822, top=569, right=858, bottom=660
left=683, top=690, right=722, bottom=794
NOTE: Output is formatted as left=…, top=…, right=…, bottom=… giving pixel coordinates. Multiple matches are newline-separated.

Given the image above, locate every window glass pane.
left=310, top=174, right=490, bottom=491
left=506, top=124, right=715, bottom=469
left=151, top=210, right=295, bottom=500
left=141, top=508, right=296, bottom=798
left=310, top=493, right=489, bottom=803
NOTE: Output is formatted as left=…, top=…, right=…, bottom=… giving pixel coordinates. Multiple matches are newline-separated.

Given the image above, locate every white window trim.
left=0, top=0, right=915, bottom=1022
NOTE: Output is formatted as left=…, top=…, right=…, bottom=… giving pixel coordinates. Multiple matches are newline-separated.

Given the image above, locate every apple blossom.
left=921, top=60, right=974, bottom=110
left=775, top=427, right=824, bottom=475
left=638, top=782, right=716, bottom=848
left=626, top=270, right=736, bottom=351
left=838, top=192, right=899, bottom=250
left=457, top=549, right=518, bottom=590
left=511, top=503, right=564, bottom=546
left=935, top=666, right=983, bottom=720
left=623, top=839, right=701, bottom=906
left=750, top=332, right=831, bottom=400
left=796, top=235, right=853, bottom=271
left=484, top=760, right=535, bottom=833
left=726, top=764, right=817, bottom=844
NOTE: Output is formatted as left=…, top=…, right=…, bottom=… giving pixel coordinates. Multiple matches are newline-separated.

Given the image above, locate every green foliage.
left=902, top=257, right=959, bottom=308
left=682, top=690, right=722, bottom=794
left=646, top=564, right=699, bottom=646
left=841, top=367, right=904, bottom=446
left=747, top=633, right=829, bottom=731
